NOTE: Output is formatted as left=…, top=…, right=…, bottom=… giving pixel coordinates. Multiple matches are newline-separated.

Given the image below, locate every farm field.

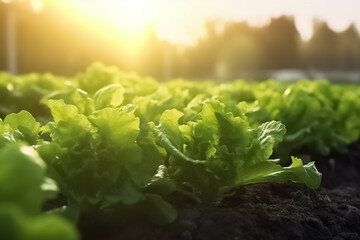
left=0, top=63, right=360, bottom=240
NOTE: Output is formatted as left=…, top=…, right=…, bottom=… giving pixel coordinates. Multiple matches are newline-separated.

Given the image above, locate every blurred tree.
left=184, top=20, right=221, bottom=78
left=303, top=20, right=340, bottom=69
left=216, top=35, right=260, bottom=78
left=257, top=16, right=300, bottom=69
left=1, top=2, right=360, bottom=80
left=136, top=30, right=165, bottom=78
left=338, top=24, right=360, bottom=69
left=216, top=22, right=260, bottom=78
left=136, top=30, right=180, bottom=80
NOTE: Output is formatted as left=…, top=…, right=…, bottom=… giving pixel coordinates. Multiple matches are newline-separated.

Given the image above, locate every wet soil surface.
left=82, top=142, right=360, bottom=240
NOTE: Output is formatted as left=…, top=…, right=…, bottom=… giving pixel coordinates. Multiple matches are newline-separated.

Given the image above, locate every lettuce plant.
left=0, top=144, right=78, bottom=240
left=155, top=99, right=321, bottom=202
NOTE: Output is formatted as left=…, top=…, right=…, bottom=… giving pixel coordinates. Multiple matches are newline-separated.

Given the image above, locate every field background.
left=1, top=0, right=360, bottom=82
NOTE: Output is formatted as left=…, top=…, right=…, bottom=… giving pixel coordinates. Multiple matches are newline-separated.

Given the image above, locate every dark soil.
left=81, top=142, right=360, bottom=240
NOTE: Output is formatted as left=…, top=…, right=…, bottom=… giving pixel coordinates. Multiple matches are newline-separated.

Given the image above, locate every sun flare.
left=48, top=0, right=159, bottom=54
left=113, top=0, right=153, bottom=34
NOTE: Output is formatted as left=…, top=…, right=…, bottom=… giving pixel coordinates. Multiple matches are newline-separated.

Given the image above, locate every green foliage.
left=1, top=111, right=41, bottom=146
left=0, top=144, right=78, bottom=240
left=2, top=63, right=360, bottom=233
left=38, top=100, right=175, bottom=224
left=94, top=84, right=124, bottom=110
left=75, top=62, right=158, bottom=102
left=0, top=72, right=74, bottom=122
left=0, top=203, right=78, bottom=240
left=244, top=80, right=360, bottom=160
left=155, top=100, right=320, bottom=202
left=0, top=144, right=45, bottom=215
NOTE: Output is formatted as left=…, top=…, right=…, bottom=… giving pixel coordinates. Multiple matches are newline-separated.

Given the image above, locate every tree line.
left=0, top=4, right=360, bottom=80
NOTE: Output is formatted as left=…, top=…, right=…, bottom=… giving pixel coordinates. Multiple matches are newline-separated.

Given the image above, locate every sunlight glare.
left=49, top=0, right=158, bottom=55
left=111, top=0, right=153, bottom=34
left=31, top=0, right=43, bottom=12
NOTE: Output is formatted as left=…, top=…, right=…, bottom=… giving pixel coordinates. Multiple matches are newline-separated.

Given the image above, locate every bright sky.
left=48, top=0, right=360, bottom=45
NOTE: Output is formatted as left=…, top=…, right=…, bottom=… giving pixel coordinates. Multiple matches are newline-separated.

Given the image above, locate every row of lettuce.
left=1, top=62, right=359, bottom=239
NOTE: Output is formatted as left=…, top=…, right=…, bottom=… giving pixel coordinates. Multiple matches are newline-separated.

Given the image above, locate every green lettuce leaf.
left=94, top=84, right=124, bottom=110
left=2, top=111, right=41, bottom=145
left=0, top=203, right=79, bottom=240
left=155, top=99, right=322, bottom=203
left=0, top=144, right=46, bottom=215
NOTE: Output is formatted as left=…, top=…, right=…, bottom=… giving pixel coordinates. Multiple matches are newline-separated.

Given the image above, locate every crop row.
left=1, top=62, right=359, bottom=239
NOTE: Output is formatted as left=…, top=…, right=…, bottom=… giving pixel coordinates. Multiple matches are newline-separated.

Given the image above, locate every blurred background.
left=1, top=0, right=360, bottom=81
